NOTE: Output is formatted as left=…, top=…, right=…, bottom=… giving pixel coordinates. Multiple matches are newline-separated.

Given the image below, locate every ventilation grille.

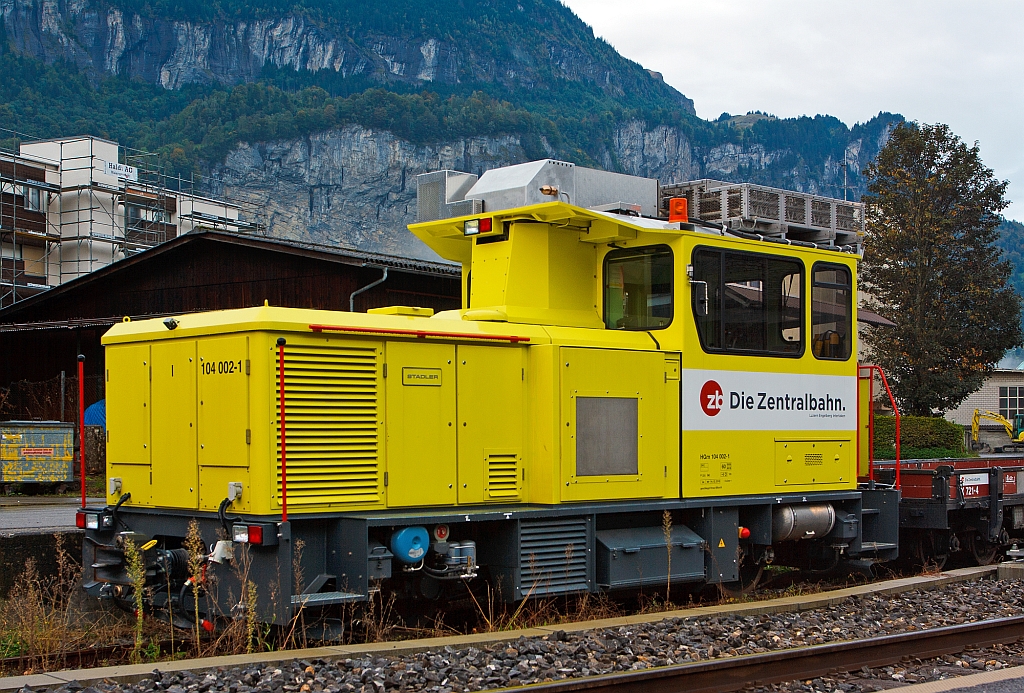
left=749, top=189, right=780, bottom=220
left=805, top=453, right=823, bottom=466
left=519, top=518, right=590, bottom=597
left=785, top=195, right=806, bottom=223
left=699, top=191, right=722, bottom=222
left=836, top=204, right=858, bottom=231
left=417, top=180, right=442, bottom=223
left=276, top=342, right=381, bottom=505
left=811, top=200, right=832, bottom=228
left=448, top=199, right=483, bottom=218
left=727, top=188, right=743, bottom=217
left=486, top=452, right=520, bottom=500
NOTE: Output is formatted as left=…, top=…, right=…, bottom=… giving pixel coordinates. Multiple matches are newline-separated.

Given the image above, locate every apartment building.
left=1, top=136, right=258, bottom=307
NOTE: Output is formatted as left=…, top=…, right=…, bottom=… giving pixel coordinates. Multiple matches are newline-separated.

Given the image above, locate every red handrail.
left=78, top=354, right=86, bottom=509
left=858, top=364, right=901, bottom=490
left=277, top=338, right=288, bottom=522
left=309, top=323, right=530, bottom=343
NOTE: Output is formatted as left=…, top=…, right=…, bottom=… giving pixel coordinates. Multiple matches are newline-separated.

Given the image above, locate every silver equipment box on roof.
left=415, top=159, right=659, bottom=221
left=415, top=170, right=483, bottom=223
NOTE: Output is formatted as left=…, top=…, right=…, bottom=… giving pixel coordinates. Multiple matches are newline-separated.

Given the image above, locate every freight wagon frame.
left=80, top=160, right=898, bottom=629
left=875, top=458, right=1024, bottom=566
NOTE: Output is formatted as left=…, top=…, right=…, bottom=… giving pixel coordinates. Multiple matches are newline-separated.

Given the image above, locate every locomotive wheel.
left=964, top=532, right=1001, bottom=566
left=720, top=559, right=764, bottom=598
left=908, top=531, right=948, bottom=571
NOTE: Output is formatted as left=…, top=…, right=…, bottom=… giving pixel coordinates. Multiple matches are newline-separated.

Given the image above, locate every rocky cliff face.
left=0, top=0, right=693, bottom=111
left=208, top=120, right=889, bottom=261
left=1, top=0, right=893, bottom=262
left=209, top=127, right=529, bottom=261
left=1, top=0, right=446, bottom=88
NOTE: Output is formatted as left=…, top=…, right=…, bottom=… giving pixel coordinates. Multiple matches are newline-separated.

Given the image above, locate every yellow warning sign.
left=718, top=538, right=726, bottom=548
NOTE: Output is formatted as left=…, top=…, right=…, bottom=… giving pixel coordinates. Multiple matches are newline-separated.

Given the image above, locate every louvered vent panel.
left=727, top=188, right=743, bottom=217
left=486, top=453, right=520, bottom=500
left=749, top=189, right=780, bottom=220
left=785, top=195, right=806, bottom=223
left=699, top=191, right=722, bottom=222
left=835, top=204, right=858, bottom=231
left=276, top=343, right=381, bottom=505
left=519, top=518, right=590, bottom=597
left=811, top=200, right=832, bottom=228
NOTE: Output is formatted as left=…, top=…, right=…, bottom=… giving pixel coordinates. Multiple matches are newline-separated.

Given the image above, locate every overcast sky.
left=561, top=0, right=1024, bottom=221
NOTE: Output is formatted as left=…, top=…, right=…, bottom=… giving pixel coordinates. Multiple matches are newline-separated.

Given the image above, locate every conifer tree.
left=861, top=122, right=1022, bottom=415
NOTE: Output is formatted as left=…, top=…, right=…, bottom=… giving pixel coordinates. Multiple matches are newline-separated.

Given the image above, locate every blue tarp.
left=84, top=399, right=106, bottom=427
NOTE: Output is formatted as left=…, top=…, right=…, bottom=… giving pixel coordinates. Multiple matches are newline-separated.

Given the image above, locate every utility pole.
left=840, top=153, right=855, bottom=202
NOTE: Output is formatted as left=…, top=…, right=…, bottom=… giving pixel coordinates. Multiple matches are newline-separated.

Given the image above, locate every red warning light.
left=247, top=525, right=264, bottom=545
left=668, top=197, right=688, bottom=223
left=738, top=526, right=751, bottom=539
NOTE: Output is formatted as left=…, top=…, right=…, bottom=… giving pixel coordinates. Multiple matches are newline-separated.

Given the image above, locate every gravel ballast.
left=747, top=640, right=1024, bottom=691
left=21, top=577, right=1024, bottom=693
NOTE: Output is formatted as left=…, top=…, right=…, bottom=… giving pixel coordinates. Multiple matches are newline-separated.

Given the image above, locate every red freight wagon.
left=874, top=458, right=1024, bottom=566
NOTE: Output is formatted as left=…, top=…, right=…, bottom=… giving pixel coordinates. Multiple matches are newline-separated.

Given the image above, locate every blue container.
left=390, top=526, right=429, bottom=564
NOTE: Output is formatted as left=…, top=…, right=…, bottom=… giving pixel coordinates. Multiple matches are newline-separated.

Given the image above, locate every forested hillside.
left=1, top=0, right=901, bottom=199
left=997, top=218, right=1024, bottom=319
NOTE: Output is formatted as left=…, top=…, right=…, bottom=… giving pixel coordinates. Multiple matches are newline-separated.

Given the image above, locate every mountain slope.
left=1, top=0, right=903, bottom=256
left=997, top=218, right=1024, bottom=313
left=2, top=0, right=693, bottom=113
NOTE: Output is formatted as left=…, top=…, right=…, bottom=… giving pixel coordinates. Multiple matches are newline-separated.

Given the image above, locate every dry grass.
left=0, top=534, right=135, bottom=675
left=0, top=534, right=944, bottom=676
left=464, top=579, right=625, bottom=633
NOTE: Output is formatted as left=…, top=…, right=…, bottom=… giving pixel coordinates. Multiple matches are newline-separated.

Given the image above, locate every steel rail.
left=505, top=615, right=1024, bottom=693
left=0, top=640, right=173, bottom=673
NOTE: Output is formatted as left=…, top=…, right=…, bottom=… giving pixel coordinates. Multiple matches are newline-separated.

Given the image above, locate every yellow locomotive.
left=81, top=160, right=897, bottom=627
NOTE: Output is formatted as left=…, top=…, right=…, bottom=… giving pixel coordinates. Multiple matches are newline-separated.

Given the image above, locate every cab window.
left=603, top=246, right=673, bottom=330
left=811, top=263, right=852, bottom=360
left=692, top=248, right=803, bottom=356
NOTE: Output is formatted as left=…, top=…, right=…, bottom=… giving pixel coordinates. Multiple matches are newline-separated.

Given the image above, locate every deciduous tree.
left=861, top=122, right=1022, bottom=415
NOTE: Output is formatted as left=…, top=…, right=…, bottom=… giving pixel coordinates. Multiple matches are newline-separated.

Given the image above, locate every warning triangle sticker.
left=718, top=538, right=726, bottom=548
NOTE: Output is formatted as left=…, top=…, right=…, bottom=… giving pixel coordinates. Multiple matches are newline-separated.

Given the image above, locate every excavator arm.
left=972, top=409, right=1017, bottom=443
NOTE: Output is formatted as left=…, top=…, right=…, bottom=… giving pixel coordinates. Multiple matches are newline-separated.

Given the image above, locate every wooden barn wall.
left=0, top=239, right=461, bottom=389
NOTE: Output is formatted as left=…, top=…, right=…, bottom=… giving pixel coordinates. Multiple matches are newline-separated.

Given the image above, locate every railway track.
left=0, top=570, right=1013, bottom=692
left=505, top=615, right=1024, bottom=693
left=0, top=640, right=178, bottom=675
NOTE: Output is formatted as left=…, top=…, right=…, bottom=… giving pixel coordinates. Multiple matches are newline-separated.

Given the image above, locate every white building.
left=945, top=367, right=1024, bottom=450
left=1, top=136, right=259, bottom=307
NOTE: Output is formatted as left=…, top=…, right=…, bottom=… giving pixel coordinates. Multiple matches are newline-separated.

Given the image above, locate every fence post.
left=78, top=354, right=86, bottom=508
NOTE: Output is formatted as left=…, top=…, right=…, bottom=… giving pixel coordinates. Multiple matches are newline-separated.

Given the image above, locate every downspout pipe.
left=349, top=265, right=389, bottom=312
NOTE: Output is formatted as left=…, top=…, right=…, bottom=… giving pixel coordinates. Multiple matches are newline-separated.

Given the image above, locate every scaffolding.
left=0, top=132, right=265, bottom=308
left=0, top=148, right=59, bottom=307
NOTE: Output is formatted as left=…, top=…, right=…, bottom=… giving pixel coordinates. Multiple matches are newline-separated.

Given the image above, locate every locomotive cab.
left=83, top=160, right=898, bottom=629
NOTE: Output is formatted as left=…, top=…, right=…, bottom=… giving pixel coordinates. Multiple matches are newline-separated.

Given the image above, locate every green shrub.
left=872, top=415, right=966, bottom=459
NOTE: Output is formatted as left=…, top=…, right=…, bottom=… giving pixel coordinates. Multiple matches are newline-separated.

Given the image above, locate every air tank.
left=772, top=504, right=836, bottom=542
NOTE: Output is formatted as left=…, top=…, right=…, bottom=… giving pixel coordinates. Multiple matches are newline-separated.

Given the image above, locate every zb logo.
left=700, top=380, right=724, bottom=416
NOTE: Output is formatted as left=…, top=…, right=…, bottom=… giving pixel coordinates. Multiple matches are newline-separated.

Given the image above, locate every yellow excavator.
left=971, top=409, right=1024, bottom=453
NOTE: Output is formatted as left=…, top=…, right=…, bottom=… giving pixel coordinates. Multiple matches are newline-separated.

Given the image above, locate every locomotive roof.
left=409, top=201, right=860, bottom=266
